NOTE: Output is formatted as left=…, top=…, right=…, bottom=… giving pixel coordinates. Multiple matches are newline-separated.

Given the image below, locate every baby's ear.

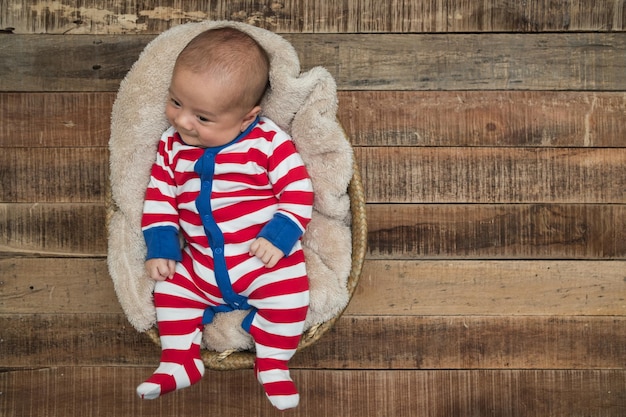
left=241, top=105, right=262, bottom=130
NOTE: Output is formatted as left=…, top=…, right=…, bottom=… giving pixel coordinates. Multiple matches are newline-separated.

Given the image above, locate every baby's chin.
left=177, top=131, right=203, bottom=147
left=175, top=128, right=231, bottom=148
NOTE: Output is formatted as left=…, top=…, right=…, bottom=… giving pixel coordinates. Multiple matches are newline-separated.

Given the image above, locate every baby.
left=138, top=27, right=314, bottom=410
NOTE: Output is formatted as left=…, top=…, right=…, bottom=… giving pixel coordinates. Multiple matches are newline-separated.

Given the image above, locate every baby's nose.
left=175, top=112, right=193, bottom=130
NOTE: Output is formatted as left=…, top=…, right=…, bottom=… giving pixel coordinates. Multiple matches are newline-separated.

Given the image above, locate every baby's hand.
left=250, top=237, right=284, bottom=268
left=145, top=258, right=176, bottom=281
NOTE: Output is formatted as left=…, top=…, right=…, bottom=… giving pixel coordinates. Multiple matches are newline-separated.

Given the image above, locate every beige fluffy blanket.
left=108, top=21, right=354, bottom=352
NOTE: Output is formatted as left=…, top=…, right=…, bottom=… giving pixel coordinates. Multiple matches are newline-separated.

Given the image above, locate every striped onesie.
left=138, top=116, right=313, bottom=409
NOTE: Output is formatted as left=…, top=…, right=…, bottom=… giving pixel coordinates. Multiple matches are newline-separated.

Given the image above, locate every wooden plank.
left=2, top=147, right=625, bottom=204
left=338, top=91, right=626, bottom=147
left=2, top=202, right=626, bottom=259
left=356, top=147, right=626, bottom=204
left=0, top=92, right=115, bottom=147
left=366, top=204, right=626, bottom=259
left=296, top=316, right=626, bottom=370
left=390, top=0, right=626, bottom=33
left=2, top=313, right=625, bottom=370
left=1, top=367, right=624, bottom=417
left=5, top=91, right=626, bottom=148
left=0, top=148, right=108, bottom=203
left=0, top=258, right=119, bottom=314
left=0, top=203, right=106, bottom=256
left=347, top=260, right=626, bottom=316
left=0, top=313, right=153, bottom=366
left=2, top=258, right=624, bottom=315
left=3, top=33, right=626, bottom=91
left=2, top=1, right=624, bottom=34
left=0, top=35, right=146, bottom=92
left=0, top=0, right=359, bottom=34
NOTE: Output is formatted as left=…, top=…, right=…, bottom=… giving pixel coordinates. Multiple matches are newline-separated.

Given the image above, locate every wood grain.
left=2, top=2, right=626, bottom=416
left=356, top=147, right=626, bottom=204
left=4, top=91, right=626, bottom=148
left=2, top=0, right=624, bottom=34
left=2, top=313, right=625, bottom=370
left=347, top=260, right=626, bottom=316
left=2, top=258, right=624, bottom=315
left=3, top=33, right=626, bottom=91
left=353, top=0, right=626, bottom=33
left=3, top=203, right=625, bottom=259
left=366, top=204, right=626, bottom=259
left=0, top=149, right=108, bottom=203
left=2, top=147, right=625, bottom=203
left=0, top=258, right=117, bottom=314
left=0, top=203, right=106, bottom=256
left=1, top=367, right=623, bottom=417
left=338, top=91, right=626, bottom=147
left=0, top=93, right=115, bottom=147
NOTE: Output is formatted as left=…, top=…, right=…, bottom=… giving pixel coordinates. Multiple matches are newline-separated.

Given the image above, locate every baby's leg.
left=137, top=267, right=208, bottom=399
left=246, top=273, right=309, bottom=410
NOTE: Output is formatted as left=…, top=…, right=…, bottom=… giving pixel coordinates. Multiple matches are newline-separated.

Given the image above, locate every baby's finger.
left=157, top=264, right=170, bottom=279
left=262, top=252, right=273, bottom=265
left=167, top=260, right=176, bottom=279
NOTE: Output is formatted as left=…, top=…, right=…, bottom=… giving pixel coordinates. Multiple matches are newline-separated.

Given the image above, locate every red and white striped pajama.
left=137, top=117, right=314, bottom=410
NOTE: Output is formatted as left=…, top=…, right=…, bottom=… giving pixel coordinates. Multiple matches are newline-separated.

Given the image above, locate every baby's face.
left=166, top=68, right=258, bottom=148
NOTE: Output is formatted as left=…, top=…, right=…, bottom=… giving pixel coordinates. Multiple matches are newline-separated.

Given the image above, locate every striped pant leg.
left=244, top=263, right=310, bottom=410
left=137, top=257, right=210, bottom=399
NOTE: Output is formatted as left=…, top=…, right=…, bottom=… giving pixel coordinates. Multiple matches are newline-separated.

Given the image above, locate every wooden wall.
left=1, top=1, right=625, bottom=416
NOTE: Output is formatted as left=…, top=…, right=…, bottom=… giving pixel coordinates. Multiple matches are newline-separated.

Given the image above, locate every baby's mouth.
left=177, top=129, right=195, bottom=141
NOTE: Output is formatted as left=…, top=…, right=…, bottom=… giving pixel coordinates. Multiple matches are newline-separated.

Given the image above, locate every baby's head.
left=175, top=27, right=270, bottom=111
left=166, top=27, right=270, bottom=147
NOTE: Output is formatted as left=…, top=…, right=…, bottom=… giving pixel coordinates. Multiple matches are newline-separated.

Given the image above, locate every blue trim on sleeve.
left=143, top=226, right=182, bottom=261
left=257, top=212, right=303, bottom=256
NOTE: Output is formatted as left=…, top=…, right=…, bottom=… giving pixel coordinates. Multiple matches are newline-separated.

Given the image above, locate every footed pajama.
left=139, top=117, right=313, bottom=409
left=137, top=250, right=309, bottom=409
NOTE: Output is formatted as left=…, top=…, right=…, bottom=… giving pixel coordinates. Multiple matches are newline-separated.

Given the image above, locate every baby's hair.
left=175, top=27, right=270, bottom=111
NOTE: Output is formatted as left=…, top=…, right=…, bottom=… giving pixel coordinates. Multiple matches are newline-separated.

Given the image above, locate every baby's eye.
left=197, top=115, right=210, bottom=123
left=170, top=98, right=181, bottom=107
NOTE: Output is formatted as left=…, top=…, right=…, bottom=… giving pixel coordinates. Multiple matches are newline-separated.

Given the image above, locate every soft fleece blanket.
left=108, top=20, right=353, bottom=352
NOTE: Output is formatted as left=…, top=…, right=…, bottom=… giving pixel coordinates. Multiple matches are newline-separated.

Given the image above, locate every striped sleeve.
left=258, top=131, right=314, bottom=255
left=141, top=132, right=182, bottom=261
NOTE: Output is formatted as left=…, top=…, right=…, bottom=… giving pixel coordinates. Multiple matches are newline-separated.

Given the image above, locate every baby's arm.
left=250, top=237, right=284, bottom=268
left=145, top=258, right=176, bottom=281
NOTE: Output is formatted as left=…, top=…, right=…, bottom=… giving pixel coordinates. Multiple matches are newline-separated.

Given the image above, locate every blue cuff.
left=257, top=213, right=303, bottom=256
left=143, top=226, right=182, bottom=261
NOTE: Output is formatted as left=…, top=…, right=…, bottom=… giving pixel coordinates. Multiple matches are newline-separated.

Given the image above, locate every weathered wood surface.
left=2, top=313, right=625, bottom=369
left=2, top=147, right=625, bottom=203
left=357, top=147, right=626, bottom=204
left=350, top=260, right=626, bottom=316
left=2, top=0, right=625, bottom=34
left=2, top=258, right=624, bottom=315
left=0, top=148, right=108, bottom=203
left=367, top=204, right=626, bottom=259
left=3, top=203, right=626, bottom=259
left=0, top=204, right=106, bottom=256
left=340, top=91, right=626, bottom=147
left=0, top=93, right=115, bottom=147
left=4, top=91, right=626, bottom=148
left=1, top=367, right=624, bottom=417
left=3, top=33, right=626, bottom=91
left=2, top=1, right=626, bottom=416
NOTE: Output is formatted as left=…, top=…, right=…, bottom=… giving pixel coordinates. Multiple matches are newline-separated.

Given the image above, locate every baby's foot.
left=137, top=358, right=205, bottom=399
left=255, top=360, right=300, bottom=410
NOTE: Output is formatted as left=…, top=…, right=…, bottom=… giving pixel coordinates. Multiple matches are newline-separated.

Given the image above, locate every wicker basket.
left=108, top=20, right=367, bottom=371
left=145, top=155, right=367, bottom=370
